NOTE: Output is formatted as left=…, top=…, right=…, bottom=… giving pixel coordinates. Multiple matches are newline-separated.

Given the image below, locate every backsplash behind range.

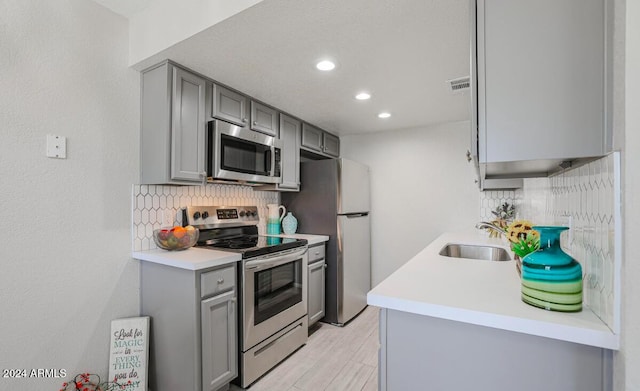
left=132, top=183, right=279, bottom=252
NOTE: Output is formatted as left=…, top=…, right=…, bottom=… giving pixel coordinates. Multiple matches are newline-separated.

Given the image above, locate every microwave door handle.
left=264, top=148, right=272, bottom=175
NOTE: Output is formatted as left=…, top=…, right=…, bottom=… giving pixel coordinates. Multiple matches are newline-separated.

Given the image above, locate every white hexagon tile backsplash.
left=515, top=153, right=620, bottom=332
left=131, top=184, right=278, bottom=252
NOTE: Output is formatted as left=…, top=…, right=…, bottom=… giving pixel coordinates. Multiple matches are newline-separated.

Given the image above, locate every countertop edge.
left=367, top=293, right=619, bottom=350
left=264, top=234, right=330, bottom=246
left=132, top=249, right=241, bottom=271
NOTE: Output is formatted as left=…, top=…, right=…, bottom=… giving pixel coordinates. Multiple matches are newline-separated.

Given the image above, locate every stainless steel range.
left=186, top=205, right=309, bottom=388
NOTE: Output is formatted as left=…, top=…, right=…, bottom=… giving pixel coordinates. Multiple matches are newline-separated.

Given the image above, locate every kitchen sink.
left=439, top=244, right=511, bottom=262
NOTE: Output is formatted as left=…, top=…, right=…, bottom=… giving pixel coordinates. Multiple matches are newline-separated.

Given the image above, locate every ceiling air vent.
left=447, top=76, right=470, bottom=93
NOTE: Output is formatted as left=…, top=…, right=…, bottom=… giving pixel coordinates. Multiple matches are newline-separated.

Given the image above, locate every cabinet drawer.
left=201, top=265, right=236, bottom=297
left=308, top=244, right=325, bottom=263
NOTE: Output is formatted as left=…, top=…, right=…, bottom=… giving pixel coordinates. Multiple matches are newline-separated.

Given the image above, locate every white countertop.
left=132, top=247, right=241, bottom=271
left=133, top=233, right=328, bottom=270
left=367, top=231, right=619, bottom=350
left=265, top=233, right=329, bottom=245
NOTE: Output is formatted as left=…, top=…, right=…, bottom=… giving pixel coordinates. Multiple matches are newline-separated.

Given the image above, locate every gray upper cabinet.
left=301, top=123, right=340, bottom=158
left=473, top=0, right=610, bottom=181
left=212, top=84, right=248, bottom=127
left=322, top=133, right=340, bottom=157
left=141, top=62, right=206, bottom=185
left=278, top=114, right=301, bottom=190
left=171, top=67, right=207, bottom=182
left=251, top=101, right=279, bottom=137
left=301, top=123, right=323, bottom=152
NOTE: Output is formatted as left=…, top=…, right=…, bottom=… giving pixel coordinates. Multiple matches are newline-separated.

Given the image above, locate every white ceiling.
left=95, top=0, right=471, bottom=136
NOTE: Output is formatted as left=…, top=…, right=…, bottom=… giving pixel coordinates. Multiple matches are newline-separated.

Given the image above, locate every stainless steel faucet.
left=475, top=221, right=506, bottom=237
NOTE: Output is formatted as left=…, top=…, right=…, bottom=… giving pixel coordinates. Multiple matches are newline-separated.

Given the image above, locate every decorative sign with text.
left=108, top=317, right=149, bottom=391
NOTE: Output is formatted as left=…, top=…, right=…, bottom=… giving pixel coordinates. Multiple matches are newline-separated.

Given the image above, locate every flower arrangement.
left=492, top=202, right=515, bottom=221
left=482, top=202, right=516, bottom=238
left=506, top=220, right=540, bottom=258
left=59, top=373, right=134, bottom=391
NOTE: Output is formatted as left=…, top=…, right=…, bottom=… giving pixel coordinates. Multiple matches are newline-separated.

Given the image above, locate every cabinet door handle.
left=324, top=264, right=327, bottom=268
left=199, top=171, right=207, bottom=186
left=466, top=150, right=472, bottom=162
left=242, top=118, right=248, bottom=123
left=253, top=120, right=258, bottom=125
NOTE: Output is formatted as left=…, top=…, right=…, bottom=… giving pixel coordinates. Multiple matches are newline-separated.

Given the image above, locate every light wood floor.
left=231, top=306, right=380, bottom=391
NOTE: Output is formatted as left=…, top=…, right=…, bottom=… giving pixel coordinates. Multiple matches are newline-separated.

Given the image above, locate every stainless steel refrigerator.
left=282, top=158, right=371, bottom=325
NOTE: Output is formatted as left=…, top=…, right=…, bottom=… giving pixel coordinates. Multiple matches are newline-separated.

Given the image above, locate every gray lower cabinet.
left=201, top=290, right=237, bottom=391
left=141, top=61, right=207, bottom=184
left=301, top=123, right=340, bottom=158
left=250, top=101, right=279, bottom=137
left=212, top=84, right=248, bottom=127
left=307, top=243, right=326, bottom=326
left=141, top=261, right=238, bottom=391
left=379, top=309, right=612, bottom=391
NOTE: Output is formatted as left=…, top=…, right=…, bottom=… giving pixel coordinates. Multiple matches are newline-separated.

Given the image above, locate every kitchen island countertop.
left=367, top=231, right=619, bottom=350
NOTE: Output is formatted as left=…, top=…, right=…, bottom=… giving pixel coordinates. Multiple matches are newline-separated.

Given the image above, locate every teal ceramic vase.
left=281, top=212, right=298, bottom=235
left=523, top=226, right=573, bottom=266
left=521, top=226, right=582, bottom=312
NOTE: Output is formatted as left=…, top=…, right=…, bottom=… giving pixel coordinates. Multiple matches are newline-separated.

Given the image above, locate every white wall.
left=129, top=0, right=263, bottom=67
left=619, top=1, right=640, bottom=389
left=0, top=1, right=139, bottom=389
left=341, top=121, right=480, bottom=285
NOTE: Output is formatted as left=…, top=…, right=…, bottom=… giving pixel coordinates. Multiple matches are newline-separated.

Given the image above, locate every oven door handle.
left=245, top=247, right=308, bottom=271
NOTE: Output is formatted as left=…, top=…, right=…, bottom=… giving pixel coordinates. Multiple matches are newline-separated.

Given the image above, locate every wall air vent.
left=447, top=76, right=470, bottom=93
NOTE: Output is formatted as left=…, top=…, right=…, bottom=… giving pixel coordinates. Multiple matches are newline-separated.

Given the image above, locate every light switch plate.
left=46, top=134, right=67, bottom=159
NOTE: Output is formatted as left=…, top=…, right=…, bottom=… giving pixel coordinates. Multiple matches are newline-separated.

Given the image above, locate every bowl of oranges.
left=153, top=225, right=199, bottom=251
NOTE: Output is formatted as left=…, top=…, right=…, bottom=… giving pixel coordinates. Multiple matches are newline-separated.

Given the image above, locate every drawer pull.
left=217, top=278, right=224, bottom=284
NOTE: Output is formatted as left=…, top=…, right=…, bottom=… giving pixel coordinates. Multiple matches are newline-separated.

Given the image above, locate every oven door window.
left=254, top=259, right=302, bottom=325
left=220, top=134, right=272, bottom=176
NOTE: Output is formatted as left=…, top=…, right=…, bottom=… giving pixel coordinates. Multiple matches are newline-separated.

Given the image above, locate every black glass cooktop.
left=195, top=225, right=307, bottom=259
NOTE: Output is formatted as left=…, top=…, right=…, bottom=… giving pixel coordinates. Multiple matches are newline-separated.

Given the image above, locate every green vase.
left=521, top=226, right=582, bottom=312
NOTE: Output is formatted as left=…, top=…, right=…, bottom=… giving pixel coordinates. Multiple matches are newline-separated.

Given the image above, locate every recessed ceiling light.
left=355, top=92, right=371, bottom=100
left=378, top=112, right=391, bottom=119
left=316, top=60, right=336, bottom=71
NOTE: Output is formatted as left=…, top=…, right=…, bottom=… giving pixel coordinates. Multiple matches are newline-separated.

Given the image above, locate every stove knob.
left=193, top=211, right=201, bottom=220
left=250, top=211, right=257, bottom=217
left=239, top=210, right=246, bottom=217
left=202, top=211, right=210, bottom=219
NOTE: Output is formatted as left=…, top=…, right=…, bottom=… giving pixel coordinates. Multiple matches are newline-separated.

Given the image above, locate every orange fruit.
left=172, top=226, right=186, bottom=239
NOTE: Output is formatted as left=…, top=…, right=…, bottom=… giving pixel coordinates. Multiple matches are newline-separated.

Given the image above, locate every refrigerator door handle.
left=340, top=212, right=369, bottom=218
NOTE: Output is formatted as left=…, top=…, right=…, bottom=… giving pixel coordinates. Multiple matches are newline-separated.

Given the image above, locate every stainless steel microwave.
left=207, top=120, right=282, bottom=184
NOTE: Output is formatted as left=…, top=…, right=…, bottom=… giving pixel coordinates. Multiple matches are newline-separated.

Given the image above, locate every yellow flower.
left=506, top=220, right=539, bottom=244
